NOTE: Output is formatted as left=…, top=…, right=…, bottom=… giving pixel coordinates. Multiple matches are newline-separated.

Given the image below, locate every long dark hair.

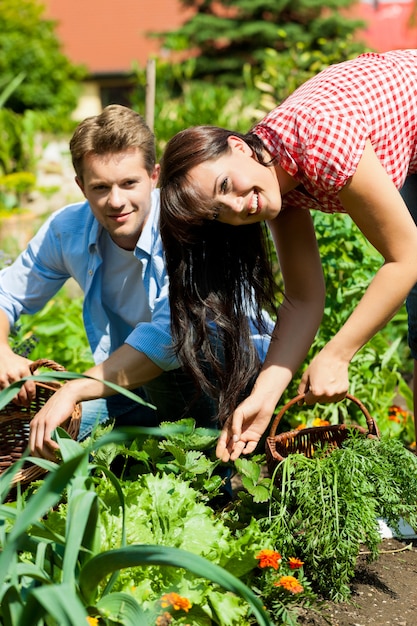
left=159, top=126, right=279, bottom=423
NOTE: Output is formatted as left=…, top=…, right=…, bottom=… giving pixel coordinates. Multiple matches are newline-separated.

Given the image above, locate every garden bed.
left=298, top=537, right=417, bottom=625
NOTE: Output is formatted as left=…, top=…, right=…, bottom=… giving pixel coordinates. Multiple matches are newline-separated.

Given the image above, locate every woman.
left=159, top=49, right=417, bottom=462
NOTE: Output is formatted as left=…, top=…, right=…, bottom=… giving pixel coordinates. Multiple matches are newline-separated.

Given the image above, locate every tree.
left=156, top=0, right=368, bottom=87
left=0, top=0, right=85, bottom=121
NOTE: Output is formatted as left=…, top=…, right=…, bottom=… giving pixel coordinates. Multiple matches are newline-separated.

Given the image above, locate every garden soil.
left=297, top=537, right=417, bottom=626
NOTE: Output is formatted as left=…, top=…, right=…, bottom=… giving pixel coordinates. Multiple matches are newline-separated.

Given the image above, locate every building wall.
left=351, top=0, right=417, bottom=51
left=44, top=0, right=192, bottom=73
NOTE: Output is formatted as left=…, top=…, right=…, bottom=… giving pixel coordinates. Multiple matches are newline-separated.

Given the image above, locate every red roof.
left=43, top=0, right=193, bottom=74
left=43, top=0, right=417, bottom=75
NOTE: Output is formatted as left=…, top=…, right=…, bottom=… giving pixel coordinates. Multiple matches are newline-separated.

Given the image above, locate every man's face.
left=76, top=148, right=159, bottom=250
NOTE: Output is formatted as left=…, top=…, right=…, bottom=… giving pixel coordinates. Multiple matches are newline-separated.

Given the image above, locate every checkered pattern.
left=253, top=50, right=417, bottom=213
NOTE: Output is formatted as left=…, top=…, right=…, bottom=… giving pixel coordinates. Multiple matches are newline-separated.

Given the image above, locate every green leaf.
left=0, top=450, right=87, bottom=587
left=0, top=371, right=156, bottom=411
left=62, top=489, right=98, bottom=584
left=17, top=583, right=88, bottom=625
left=235, top=457, right=261, bottom=482
left=240, top=479, right=270, bottom=503
left=0, top=585, right=24, bottom=626
left=95, top=591, right=147, bottom=624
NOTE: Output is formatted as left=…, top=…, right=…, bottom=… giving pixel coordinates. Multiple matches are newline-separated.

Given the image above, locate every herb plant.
left=263, top=435, right=417, bottom=601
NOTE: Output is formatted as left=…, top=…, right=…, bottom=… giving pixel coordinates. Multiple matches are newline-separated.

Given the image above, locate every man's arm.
left=28, top=343, right=163, bottom=459
left=0, top=309, right=37, bottom=406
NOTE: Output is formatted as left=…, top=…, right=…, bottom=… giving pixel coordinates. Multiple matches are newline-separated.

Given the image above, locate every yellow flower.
left=274, top=575, right=304, bottom=594
left=312, top=418, right=330, bottom=427
left=86, top=618, right=99, bottom=626
left=255, top=549, right=282, bottom=570
left=160, top=592, right=192, bottom=612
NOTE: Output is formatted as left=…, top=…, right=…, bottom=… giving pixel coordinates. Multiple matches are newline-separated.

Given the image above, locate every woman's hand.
left=216, top=394, right=276, bottom=462
left=298, top=347, right=350, bottom=404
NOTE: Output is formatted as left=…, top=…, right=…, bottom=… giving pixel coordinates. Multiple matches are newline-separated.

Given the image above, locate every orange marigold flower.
left=388, top=414, right=401, bottom=423
left=389, top=405, right=401, bottom=415
left=160, top=592, right=192, bottom=612
left=274, top=575, right=304, bottom=594
left=388, top=405, right=408, bottom=421
left=288, top=557, right=304, bottom=569
left=86, top=618, right=99, bottom=626
left=296, top=423, right=306, bottom=430
left=256, top=549, right=282, bottom=570
left=312, top=418, right=330, bottom=427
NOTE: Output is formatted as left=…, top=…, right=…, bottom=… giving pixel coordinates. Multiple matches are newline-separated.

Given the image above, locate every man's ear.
left=227, top=135, right=253, bottom=156
left=75, top=176, right=85, bottom=196
left=151, top=164, right=160, bottom=189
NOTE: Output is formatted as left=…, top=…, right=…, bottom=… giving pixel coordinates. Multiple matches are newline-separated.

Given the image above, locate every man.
left=0, top=105, right=272, bottom=459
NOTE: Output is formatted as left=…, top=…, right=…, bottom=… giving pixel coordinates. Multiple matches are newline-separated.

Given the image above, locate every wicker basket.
left=266, top=393, right=379, bottom=476
left=0, top=358, right=81, bottom=487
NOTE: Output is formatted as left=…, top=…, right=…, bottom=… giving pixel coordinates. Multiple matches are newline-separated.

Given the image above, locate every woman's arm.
left=216, top=205, right=325, bottom=461
left=299, top=140, right=417, bottom=403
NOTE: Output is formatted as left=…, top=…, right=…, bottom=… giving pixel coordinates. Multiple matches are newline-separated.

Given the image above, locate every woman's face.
left=187, top=136, right=282, bottom=225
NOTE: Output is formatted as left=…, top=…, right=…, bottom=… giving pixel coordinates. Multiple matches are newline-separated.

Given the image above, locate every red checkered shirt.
left=253, top=49, right=417, bottom=214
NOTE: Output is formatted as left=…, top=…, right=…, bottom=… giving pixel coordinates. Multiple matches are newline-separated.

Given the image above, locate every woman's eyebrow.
left=213, top=174, right=221, bottom=196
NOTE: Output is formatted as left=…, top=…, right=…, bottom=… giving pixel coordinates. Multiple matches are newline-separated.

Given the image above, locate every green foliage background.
left=153, top=0, right=367, bottom=87
left=0, top=0, right=85, bottom=120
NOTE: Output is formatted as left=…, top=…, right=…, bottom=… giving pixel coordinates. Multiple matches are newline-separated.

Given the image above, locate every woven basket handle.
left=269, top=393, right=378, bottom=438
left=29, top=359, right=66, bottom=374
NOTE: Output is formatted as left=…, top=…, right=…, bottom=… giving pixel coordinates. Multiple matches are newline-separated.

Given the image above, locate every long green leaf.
left=79, top=545, right=273, bottom=626
left=0, top=585, right=24, bottom=626
left=17, top=583, right=88, bottom=626
left=15, top=561, right=51, bottom=584
left=0, top=451, right=87, bottom=587
left=96, top=591, right=147, bottom=625
left=63, top=489, right=98, bottom=584
left=0, top=72, right=25, bottom=108
left=0, top=372, right=156, bottom=410
left=0, top=457, right=26, bottom=503
left=91, top=464, right=128, bottom=596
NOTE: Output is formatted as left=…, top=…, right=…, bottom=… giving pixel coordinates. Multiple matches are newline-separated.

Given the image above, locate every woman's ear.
left=227, top=135, right=253, bottom=156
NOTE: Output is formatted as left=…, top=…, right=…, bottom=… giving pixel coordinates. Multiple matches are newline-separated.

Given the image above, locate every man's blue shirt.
left=0, top=190, right=179, bottom=369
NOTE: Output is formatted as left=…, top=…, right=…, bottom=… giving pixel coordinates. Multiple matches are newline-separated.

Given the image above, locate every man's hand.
left=0, top=349, right=36, bottom=406
left=29, top=386, right=78, bottom=460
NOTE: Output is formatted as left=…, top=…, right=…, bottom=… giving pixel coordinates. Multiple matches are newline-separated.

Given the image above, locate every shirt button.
left=88, top=270, right=93, bottom=276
